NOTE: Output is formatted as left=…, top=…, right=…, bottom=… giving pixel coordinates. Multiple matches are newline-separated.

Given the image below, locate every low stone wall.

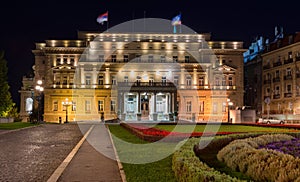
left=0, top=117, right=14, bottom=123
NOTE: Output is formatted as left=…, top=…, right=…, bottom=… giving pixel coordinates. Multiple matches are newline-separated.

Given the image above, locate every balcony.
left=263, top=80, right=271, bottom=84
left=273, top=94, right=280, bottom=99
left=273, top=77, right=281, bottom=82
left=273, top=61, right=282, bottom=67
left=284, top=92, right=292, bottom=98
left=284, top=75, right=293, bottom=80
left=263, top=64, right=271, bottom=70
left=284, top=59, right=293, bottom=64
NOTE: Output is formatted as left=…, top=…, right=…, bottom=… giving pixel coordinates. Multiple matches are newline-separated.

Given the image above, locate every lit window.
left=53, top=100, right=58, bottom=111
left=111, top=100, right=116, bottom=112
left=98, top=100, right=104, bottom=112
left=72, top=102, right=76, bottom=111
left=85, top=100, right=91, bottom=112
left=186, top=101, right=192, bottom=112
left=85, top=75, right=91, bottom=85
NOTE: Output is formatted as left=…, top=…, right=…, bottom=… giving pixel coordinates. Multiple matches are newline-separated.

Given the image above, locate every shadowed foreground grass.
left=0, top=122, right=36, bottom=130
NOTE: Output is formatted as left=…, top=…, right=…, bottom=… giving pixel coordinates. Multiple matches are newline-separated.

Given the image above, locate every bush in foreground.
left=173, top=138, right=244, bottom=182
left=217, top=134, right=300, bottom=182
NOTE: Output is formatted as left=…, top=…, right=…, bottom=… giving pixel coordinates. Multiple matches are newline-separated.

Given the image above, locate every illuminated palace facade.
left=19, top=31, right=245, bottom=122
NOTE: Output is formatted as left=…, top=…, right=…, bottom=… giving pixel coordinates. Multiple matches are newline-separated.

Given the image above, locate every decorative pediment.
left=213, top=64, right=236, bottom=72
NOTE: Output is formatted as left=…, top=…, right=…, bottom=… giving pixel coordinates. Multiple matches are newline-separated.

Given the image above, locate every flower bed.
left=217, top=134, right=300, bottom=182
left=121, top=123, right=245, bottom=142
left=259, top=138, right=300, bottom=158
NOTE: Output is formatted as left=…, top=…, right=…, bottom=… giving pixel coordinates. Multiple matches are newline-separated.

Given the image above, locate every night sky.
left=0, top=0, right=300, bottom=108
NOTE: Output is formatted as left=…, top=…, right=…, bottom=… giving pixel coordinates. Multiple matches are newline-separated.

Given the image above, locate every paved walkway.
left=57, top=124, right=123, bottom=182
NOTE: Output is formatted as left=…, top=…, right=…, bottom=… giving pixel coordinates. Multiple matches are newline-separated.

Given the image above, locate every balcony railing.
left=273, top=94, right=280, bottom=99
left=284, top=59, right=293, bottom=64
left=264, top=80, right=271, bottom=84
left=284, top=75, right=293, bottom=80
left=273, top=77, right=281, bottom=82
left=118, top=82, right=176, bottom=87
left=284, top=92, right=292, bottom=98
left=273, top=61, right=282, bottom=67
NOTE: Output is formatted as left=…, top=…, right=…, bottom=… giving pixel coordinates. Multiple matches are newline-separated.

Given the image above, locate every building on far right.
left=261, top=31, right=300, bottom=122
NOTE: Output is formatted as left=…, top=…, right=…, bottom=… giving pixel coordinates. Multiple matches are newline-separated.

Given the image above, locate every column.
left=80, top=67, right=85, bottom=87
left=205, top=68, right=209, bottom=86
left=138, top=92, right=141, bottom=113
left=174, top=91, right=178, bottom=112
left=165, top=94, right=169, bottom=113
left=92, top=67, right=97, bottom=86
left=180, top=66, right=185, bottom=89
left=193, top=67, right=197, bottom=89
left=105, top=67, right=110, bottom=88
left=170, top=93, right=173, bottom=113
left=154, top=92, right=157, bottom=113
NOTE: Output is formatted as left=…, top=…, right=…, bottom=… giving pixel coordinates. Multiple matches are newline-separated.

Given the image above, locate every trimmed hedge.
left=217, top=134, right=300, bottom=182
left=173, top=138, right=245, bottom=182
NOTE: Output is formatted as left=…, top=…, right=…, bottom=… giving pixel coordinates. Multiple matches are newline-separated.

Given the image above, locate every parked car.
left=258, top=117, right=285, bottom=124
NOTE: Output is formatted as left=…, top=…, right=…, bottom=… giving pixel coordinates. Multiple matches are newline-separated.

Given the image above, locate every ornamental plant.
left=217, top=134, right=300, bottom=182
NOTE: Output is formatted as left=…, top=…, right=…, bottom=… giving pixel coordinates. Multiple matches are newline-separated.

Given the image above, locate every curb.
left=0, top=124, right=41, bottom=136
left=106, top=125, right=127, bottom=182
left=47, top=125, right=95, bottom=182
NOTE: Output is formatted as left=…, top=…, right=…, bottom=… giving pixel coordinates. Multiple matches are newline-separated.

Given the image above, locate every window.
left=215, top=77, right=220, bottom=86
left=186, top=76, right=192, bottom=86
left=185, top=56, right=190, bottom=63
left=287, top=85, right=292, bottom=93
left=213, top=103, right=218, bottom=114
left=126, top=97, right=135, bottom=112
left=173, top=56, right=178, bottom=62
left=288, top=52, right=293, bottom=59
left=111, top=75, right=117, bottom=85
left=56, top=57, right=61, bottom=64
left=85, top=75, right=91, bottom=85
left=228, top=77, right=233, bottom=86
left=275, top=86, right=280, bottom=95
left=98, top=75, right=104, bottom=85
left=70, top=56, right=75, bottom=65
left=149, top=77, right=154, bottom=85
left=98, top=100, right=104, bottom=112
left=222, top=102, right=226, bottom=112
left=72, top=102, right=76, bottom=111
left=135, top=54, right=141, bottom=62
left=156, top=96, right=164, bottom=113
left=161, top=46, right=165, bottom=50
left=85, top=100, right=91, bottom=112
left=63, top=56, right=68, bottom=64
left=287, top=68, right=292, bottom=75
left=99, top=55, right=104, bottom=62
left=148, top=55, right=153, bottom=62
left=162, top=76, right=166, bottom=85
left=186, top=101, right=192, bottom=112
left=222, top=77, right=226, bottom=86
left=111, top=100, right=116, bottom=112
left=266, top=88, right=270, bottom=95
left=53, top=100, right=58, bottom=111
left=173, top=45, right=177, bottom=50
left=275, top=70, right=280, bottom=78
left=63, top=76, right=68, bottom=85
left=199, top=101, right=204, bottom=113
left=124, top=76, right=128, bottom=83
left=161, top=56, right=166, bottom=62
left=123, top=55, right=129, bottom=62
left=199, top=77, right=204, bottom=86
left=174, top=76, right=179, bottom=85
left=111, top=55, right=117, bottom=62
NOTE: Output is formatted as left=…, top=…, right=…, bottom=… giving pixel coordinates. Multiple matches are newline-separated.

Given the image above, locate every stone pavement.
left=56, top=123, right=123, bottom=182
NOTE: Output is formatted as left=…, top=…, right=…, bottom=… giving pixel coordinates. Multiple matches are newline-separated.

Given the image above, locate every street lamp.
left=62, top=98, right=72, bottom=123
left=227, top=99, right=233, bottom=123
left=35, top=80, right=44, bottom=123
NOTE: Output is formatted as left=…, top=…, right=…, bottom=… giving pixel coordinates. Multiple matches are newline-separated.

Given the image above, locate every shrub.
left=173, top=138, right=245, bottom=182
left=217, top=134, right=300, bottom=182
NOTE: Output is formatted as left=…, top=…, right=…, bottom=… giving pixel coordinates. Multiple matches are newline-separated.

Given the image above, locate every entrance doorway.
left=141, top=95, right=149, bottom=117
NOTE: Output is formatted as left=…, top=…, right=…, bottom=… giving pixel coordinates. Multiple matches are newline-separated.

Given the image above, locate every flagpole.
left=106, top=11, right=109, bottom=32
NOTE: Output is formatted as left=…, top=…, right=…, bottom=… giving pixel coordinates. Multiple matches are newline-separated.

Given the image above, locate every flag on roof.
left=97, top=11, right=108, bottom=24
left=172, top=14, right=181, bottom=26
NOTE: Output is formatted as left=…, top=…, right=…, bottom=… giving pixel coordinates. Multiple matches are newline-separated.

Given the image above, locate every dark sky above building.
left=0, top=0, right=300, bottom=106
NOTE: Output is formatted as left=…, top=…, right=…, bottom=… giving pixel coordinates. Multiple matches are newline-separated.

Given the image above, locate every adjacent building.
left=19, top=31, right=245, bottom=122
left=262, top=32, right=300, bottom=120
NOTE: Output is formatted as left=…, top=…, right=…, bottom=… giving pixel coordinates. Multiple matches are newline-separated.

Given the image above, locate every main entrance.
left=141, top=95, right=149, bottom=117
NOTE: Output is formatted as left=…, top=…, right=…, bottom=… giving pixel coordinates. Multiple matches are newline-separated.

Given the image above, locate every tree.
left=0, top=50, right=15, bottom=117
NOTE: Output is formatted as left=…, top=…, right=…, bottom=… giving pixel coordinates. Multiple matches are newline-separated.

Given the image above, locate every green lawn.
left=155, top=124, right=297, bottom=133
left=0, top=122, right=37, bottom=130
left=108, top=125, right=176, bottom=182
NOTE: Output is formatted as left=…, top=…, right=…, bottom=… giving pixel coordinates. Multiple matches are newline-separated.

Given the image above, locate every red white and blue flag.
left=171, top=14, right=181, bottom=26
left=97, top=11, right=108, bottom=24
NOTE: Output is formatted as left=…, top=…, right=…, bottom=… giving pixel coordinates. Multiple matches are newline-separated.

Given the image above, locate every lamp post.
left=62, top=98, right=72, bottom=123
left=227, top=99, right=233, bottom=123
left=35, top=80, right=44, bottom=123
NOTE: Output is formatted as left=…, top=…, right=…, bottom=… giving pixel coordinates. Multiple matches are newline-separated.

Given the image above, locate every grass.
left=155, top=124, right=298, bottom=133
left=0, top=122, right=37, bottom=130
left=108, top=125, right=176, bottom=182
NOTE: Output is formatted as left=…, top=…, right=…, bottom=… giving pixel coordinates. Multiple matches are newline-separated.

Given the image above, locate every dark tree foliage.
left=0, top=50, right=15, bottom=117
